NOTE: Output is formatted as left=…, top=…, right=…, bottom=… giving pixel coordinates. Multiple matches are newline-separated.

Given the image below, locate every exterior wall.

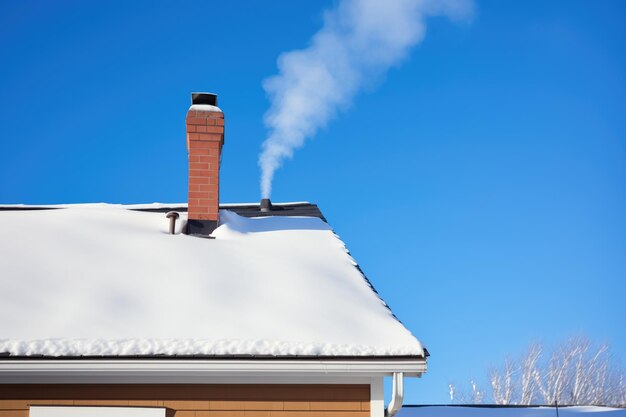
left=0, top=384, right=370, bottom=417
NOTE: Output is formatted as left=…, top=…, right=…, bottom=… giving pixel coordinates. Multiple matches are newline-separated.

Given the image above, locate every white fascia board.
left=370, top=377, right=385, bottom=417
left=0, top=358, right=426, bottom=384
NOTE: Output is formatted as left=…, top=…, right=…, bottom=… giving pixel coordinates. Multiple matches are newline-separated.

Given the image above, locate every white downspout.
left=385, top=372, right=404, bottom=417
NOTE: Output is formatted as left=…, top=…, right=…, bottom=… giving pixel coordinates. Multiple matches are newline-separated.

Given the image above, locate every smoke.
left=259, top=0, right=474, bottom=198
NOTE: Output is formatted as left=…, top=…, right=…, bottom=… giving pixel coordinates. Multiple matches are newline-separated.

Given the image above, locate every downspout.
left=385, top=372, right=404, bottom=417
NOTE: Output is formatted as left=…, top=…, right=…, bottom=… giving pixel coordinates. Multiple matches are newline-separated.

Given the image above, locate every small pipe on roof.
left=166, top=211, right=180, bottom=235
left=260, top=198, right=272, bottom=212
left=385, top=372, right=404, bottom=417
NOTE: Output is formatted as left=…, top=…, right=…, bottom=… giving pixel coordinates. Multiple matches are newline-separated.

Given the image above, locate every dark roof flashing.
left=133, top=202, right=327, bottom=222
left=0, top=202, right=326, bottom=222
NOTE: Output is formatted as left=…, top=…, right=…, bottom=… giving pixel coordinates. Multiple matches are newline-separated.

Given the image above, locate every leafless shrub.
left=449, top=337, right=626, bottom=406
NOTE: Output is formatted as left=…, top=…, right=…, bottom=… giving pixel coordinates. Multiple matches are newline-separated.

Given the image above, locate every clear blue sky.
left=1, top=0, right=624, bottom=405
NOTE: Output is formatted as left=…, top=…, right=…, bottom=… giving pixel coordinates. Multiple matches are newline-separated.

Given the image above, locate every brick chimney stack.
left=185, top=93, right=224, bottom=236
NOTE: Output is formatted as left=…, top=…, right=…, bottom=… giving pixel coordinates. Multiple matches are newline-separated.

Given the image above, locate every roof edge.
left=0, top=358, right=427, bottom=383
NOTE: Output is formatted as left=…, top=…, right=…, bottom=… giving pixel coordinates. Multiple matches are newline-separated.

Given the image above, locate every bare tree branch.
left=450, top=336, right=626, bottom=406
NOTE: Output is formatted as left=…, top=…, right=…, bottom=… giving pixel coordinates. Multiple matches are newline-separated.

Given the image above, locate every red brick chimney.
left=185, top=93, right=224, bottom=236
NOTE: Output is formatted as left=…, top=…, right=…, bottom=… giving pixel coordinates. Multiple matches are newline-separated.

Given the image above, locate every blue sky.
left=1, top=0, right=625, bottom=404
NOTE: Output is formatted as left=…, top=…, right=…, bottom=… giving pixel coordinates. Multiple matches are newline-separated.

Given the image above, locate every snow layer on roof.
left=397, top=406, right=626, bottom=417
left=0, top=204, right=423, bottom=357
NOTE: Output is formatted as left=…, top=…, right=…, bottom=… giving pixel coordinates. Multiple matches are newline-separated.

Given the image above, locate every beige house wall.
left=0, top=384, right=370, bottom=417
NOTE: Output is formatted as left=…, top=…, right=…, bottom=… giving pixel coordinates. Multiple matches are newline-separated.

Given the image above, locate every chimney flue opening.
left=192, top=92, right=218, bottom=106
left=260, top=198, right=272, bottom=212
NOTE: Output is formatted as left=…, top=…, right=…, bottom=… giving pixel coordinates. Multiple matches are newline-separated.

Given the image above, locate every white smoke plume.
left=259, top=0, right=474, bottom=198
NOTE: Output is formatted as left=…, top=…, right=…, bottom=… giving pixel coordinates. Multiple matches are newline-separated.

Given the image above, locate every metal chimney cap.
left=260, top=198, right=272, bottom=212
left=192, top=93, right=218, bottom=106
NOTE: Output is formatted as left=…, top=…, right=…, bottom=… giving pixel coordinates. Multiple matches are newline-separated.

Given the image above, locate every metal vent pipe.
left=166, top=211, right=180, bottom=235
left=260, top=198, right=272, bottom=212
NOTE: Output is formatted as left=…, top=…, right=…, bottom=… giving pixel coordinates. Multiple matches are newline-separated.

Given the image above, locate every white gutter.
left=385, top=372, right=404, bottom=417
left=0, top=358, right=426, bottom=383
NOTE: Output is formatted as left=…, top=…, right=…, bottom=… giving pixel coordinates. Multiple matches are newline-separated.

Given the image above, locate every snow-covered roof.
left=0, top=203, right=423, bottom=358
left=397, top=406, right=626, bottom=417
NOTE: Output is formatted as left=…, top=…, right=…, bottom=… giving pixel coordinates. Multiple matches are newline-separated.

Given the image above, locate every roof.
left=132, top=201, right=327, bottom=222
left=0, top=202, right=424, bottom=360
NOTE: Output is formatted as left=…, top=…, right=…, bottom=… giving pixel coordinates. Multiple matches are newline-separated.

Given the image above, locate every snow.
left=189, top=104, right=222, bottom=113
left=0, top=204, right=423, bottom=357
left=397, top=406, right=626, bottom=417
